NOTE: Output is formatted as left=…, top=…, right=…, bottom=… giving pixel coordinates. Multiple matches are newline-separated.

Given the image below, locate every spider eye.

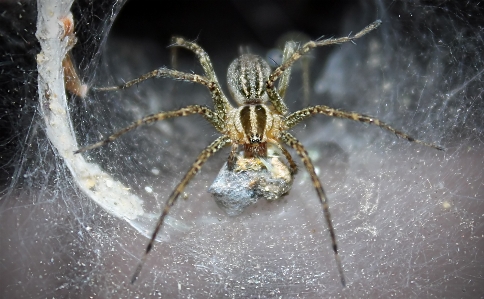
left=227, top=54, right=271, bottom=105
left=249, top=133, right=262, bottom=143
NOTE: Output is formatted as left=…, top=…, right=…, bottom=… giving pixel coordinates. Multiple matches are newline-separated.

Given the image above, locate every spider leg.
left=172, top=37, right=231, bottom=121
left=278, top=40, right=311, bottom=106
left=94, top=68, right=208, bottom=91
left=285, top=105, right=444, bottom=150
left=266, top=80, right=289, bottom=115
left=171, top=37, right=221, bottom=87
left=227, top=143, right=239, bottom=171
left=301, top=51, right=311, bottom=107
left=93, top=66, right=228, bottom=131
left=271, top=141, right=298, bottom=176
left=266, top=20, right=382, bottom=114
left=131, top=135, right=231, bottom=283
left=74, top=105, right=220, bottom=154
left=278, top=41, right=297, bottom=100
left=279, top=145, right=298, bottom=176
left=268, top=20, right=381, bottom=87
left=280, top=131, right=345, bottom=287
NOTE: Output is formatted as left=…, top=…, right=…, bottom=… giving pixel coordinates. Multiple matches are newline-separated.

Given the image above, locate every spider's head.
left=227, top=54, right=271, bottom=106
left=249, top=133, right=262, bottom=143
left=237, top=104, right=268, bottom=144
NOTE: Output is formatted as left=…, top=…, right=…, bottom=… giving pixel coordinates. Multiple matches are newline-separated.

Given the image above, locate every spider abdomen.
left=227, top=54, right=271, bottom=105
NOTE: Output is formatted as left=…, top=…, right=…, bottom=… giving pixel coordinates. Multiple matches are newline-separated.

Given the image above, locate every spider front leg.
left=171, top=37, right=221, bottom=88
left=280, top=132, right=345, bottom=286
left=92, top=60, right=229, bottom=131
left=93, top=68, right=209, bottom=91
left=277, top=40, right=312, bottom=107
left=265, top=20, right=382, bottom=115
left=74, top=105, right=220, bottom=154
left=171, top=37, right=231, bottom=121
left=285, top=105, right=444, bottom=150
left=131, top=135, right=231, bottom=283
left=277, top=41, right=297, bottom=100
left=268, top=20, right=382, bottom=87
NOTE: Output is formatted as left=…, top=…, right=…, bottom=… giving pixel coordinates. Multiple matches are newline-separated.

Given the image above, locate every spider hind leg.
left=281, top=131, right=346, bottom=287
left=131, top=135, right=230, bottom=283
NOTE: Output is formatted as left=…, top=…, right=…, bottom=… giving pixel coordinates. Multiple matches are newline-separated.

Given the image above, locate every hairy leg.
left=94, top=67, right=208, bottom=91
left=271, top=141, right=298, bottom=176
left=281, top=131, right=345, bottom=286
left=171, top=37, right=231, bottom=121
left=93, top=66, right=228, bottom=131
left=131, top=135, right=231, bottom=283
left=285, top=105, right=444, bottom=150
left=268, top=20, right=382, bottom=87
left=75, top=105, right=220, bottom=154
left=265, top=20, right=382, bottom=115
left=278, top=41, right=297, bottom=100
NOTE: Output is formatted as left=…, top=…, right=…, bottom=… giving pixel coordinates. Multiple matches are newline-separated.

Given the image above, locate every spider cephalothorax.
left=75, top=19, right=443, bottom=286
left=226, top=54, right=286, bottom=159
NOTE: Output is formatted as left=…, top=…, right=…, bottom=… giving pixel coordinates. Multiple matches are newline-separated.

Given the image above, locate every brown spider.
left=75, top=20, right=443, bottom=286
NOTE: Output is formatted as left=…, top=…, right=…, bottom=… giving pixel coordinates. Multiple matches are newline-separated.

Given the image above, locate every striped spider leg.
left=75, top=19, right=443, bottom=287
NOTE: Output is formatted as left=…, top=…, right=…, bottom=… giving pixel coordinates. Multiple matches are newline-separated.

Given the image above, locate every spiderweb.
left=1, top=0, right=483, bottom=298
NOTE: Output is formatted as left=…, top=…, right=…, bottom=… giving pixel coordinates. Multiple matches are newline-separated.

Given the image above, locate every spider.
left=75, top=20, right=443, bottom=286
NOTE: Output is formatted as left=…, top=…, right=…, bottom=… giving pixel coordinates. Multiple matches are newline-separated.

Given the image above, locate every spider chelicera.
left=75, top=20, right=443, bottom=286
